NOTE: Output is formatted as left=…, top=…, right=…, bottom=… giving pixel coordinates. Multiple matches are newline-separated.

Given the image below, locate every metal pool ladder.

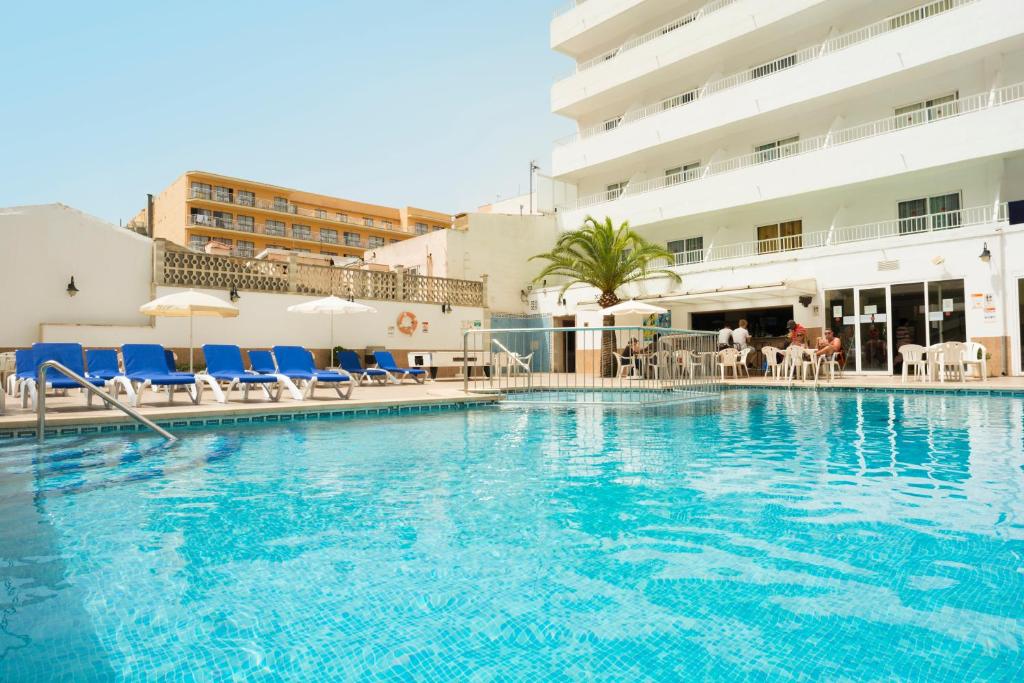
left=36, top=360, right=177, bottom=444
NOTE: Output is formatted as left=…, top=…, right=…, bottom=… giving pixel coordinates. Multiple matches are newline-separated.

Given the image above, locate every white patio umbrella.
left=139, top=290, right=239, bottom=372
left=286, top=296, right=378, bottom=365
left=602, top=300, right=668, bottom=316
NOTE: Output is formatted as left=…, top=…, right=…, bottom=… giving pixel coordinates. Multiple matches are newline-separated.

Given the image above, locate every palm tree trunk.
left=598, top=291, right=620, bottom=378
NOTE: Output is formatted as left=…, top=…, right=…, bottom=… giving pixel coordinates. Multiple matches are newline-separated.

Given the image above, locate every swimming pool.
left=1, top=390, right=1022, bottom=679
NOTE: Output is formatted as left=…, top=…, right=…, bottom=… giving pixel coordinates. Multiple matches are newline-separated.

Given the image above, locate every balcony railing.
left=556, top=0, right=977, bottom=146
left=553, top=0, right=587, bottom=18
left=567, top=80, right=1024, bottom=211
left=667, top=204, right=1007, bottom=268
left=188, top=215, right=367, bottom=248
left=571, top=0, right=738, bottom=74
left=187, top=188, right=415, bottom=234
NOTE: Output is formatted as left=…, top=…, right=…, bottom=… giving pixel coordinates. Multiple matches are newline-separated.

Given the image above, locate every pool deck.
left=721, top=373, right=1024, bottom=392
left=0, top=380, right=497, bottom=438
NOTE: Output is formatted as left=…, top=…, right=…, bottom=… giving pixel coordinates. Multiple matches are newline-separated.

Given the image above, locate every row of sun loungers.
left=6, top=343, right=427, bottom=409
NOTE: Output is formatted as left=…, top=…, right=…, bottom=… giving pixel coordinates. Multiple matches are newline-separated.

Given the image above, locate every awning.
left=642, top=279, right=818, bottom=307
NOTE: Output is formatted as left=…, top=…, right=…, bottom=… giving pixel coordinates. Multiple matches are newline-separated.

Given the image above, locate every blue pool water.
left=1, top=390, right=1022, bottom=680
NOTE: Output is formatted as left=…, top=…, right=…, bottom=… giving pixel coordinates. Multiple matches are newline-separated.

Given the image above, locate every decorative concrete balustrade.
left=153, top=241, right=486, bottom=307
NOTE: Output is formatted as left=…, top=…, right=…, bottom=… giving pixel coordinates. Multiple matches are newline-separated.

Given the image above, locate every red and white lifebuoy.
left=397, top=311, right=418, bottom=336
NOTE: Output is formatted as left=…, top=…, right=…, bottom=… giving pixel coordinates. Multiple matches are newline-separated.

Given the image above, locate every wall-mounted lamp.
left=559, top=298, right=567, bottom=307
left=520, top=289, right=528, bottom=303
left=66, top=276, right=79, bottom=297
left=229, top=287, right=240, bottom=302
left=798, top=295, right=813, bottom=308
left=979, top=242, right=992, bottom=262
left=441, top=302, right=453, bottom=314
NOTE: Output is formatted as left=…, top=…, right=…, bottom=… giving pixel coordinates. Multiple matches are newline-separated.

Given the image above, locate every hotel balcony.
left=187, top=215, right=368, bottom=249
left=551, top=0, right=832, bottom=117
left=186, top=190, right=413, bottom=235
left=661, top=203, right=1008, bottom=273
left=556, top=81, right=1024, bottom=227
left=553, top=0, right=1019, bottom=177
left=551, top=0, right=710, bottom=58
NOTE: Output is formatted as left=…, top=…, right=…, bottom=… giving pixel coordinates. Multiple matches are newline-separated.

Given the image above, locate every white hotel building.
left=536, top=0, right=1024, bottom=375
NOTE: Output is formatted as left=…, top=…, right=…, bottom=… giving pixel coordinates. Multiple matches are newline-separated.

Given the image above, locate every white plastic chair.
left=762, top=346, right=782, bottom=379
left=717, top=348, right=740, bottom=379
left=612, top=352, right=635, bottom=378
left=938, top=341, right=966, bottom=383
left=898, top=344, right=927, bottom=383
left=737, top=347, right=753, bottom=377
left=963, top=341, right=987, bottom=381
left=674, top=349, right=702, bottom=379
left=645, top=351, right=664, bottom=380
left=783, top=346, right=810, bottom=382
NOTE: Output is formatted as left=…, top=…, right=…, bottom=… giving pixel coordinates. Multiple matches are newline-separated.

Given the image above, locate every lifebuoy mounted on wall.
left=397, top=311, right=418, bottom=336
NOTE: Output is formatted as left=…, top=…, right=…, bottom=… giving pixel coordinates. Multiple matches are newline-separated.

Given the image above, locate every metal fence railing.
left=462, top=326, right=720, bottom=405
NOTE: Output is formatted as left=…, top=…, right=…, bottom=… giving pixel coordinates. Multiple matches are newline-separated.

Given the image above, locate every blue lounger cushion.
left=122, top=345, right=198, bottom=385
left=338, top=351, right=388, bottom=378
left=14, top=349, right=34, bottom=379
left=272, top=346, right=350, bottom=382
left=247, top=350, right=278, bottom=375
left=203, top=345, right=278, bottom=384
left=373, top=351, right=426, bottom=375
left=86, top=349, right=121, bottom=381
left=31, top=343, right=107, bottom=389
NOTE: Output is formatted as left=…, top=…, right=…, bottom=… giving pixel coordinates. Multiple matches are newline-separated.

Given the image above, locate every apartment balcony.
left=557, top=81, right=1024, bottom=227
left=551, top=0, right=722, bottom=58
left=551, top=0, right=829, bottom=116
left=186, top=189, right=412, bottom=235
left=553, top=0, right=1014, bottom=177
left=664, top=204, right=1008, bottom=273
left=187, top=215, right=367, bottom=249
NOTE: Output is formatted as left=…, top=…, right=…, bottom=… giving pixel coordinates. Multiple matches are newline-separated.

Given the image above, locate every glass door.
left=825, top=289, right=856, bottom=370
left=858, top=287, right=890, bottom=372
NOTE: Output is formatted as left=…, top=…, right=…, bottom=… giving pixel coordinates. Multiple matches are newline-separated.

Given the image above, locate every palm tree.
left=531, top=216, right=681, bottom=375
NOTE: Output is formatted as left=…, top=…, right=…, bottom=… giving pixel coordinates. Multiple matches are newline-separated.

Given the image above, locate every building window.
left=606, top=181, right=627, bottom=200
left=895, top=92, right=959, bottom=128
left=315, top=209, right=327, bottom=219
left=665, top=161, right=700, bottom=186
left=757, top=220, right=803, bottom=254
left=190, top=182, right=212, bottom=200
left=336, top=212, right=348, bottom=223
left=265, top=219, right=286, bottom=237
left=415, top=222, right=428, bottom=235
left=750, top=52, right=797, bottom=80
left=368, top=236, right=385, bottom=248
left=273, top=196, right=289, bottom=212
left=898, top=192, right=961, bottom=234
left=214, top=186, right=233, bottom=203
left=212, top=237, right=232, bottom=247
left=190, top=208, right=213, bottom=225
left=667, top=236, right=704, bottom=265
left=754, top=136, right=799, bottom=163
left=320, top=228, right=338, bottom=244
left=382, top=219, right=393, bottom=229
left=236, top=240, right=255, bottom=258
left=211, top=211, right=232, bottom=228
left=344, top=232, right=361, bottom=247
left=236, top=215, right=254, bottom=232
left=237, top=190, right=255, bottom=207
left=363, top=217, right=374, bottom=227
left=291, top=224, right=312, bottom=240
left=189, top=235, right=210, bottom=251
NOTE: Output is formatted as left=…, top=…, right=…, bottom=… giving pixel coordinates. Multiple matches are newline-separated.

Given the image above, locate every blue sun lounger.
left=21, top=343, right=110, bottom=409
left=6, top=349, right=34, bottom=405
left=85, top=348, right=136, bottom=404
left=272, top=346, right=353, bottom=399
left=245, top=349, right=304, bottom=400
left=122, top=344, right=203, bottom=406
left=373, top=351, right=427, bottom=384
left=197, top=345, right=283, bottom=403
left=337, top=350, right=389, bottom=385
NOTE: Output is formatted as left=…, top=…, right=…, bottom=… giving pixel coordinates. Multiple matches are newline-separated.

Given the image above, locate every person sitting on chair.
left=816, top=329, right=841, bottom=358
left=784, top=320, right=807, bottom=348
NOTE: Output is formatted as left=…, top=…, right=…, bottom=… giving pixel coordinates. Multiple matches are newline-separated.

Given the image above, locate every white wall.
left=0, top=204, right=153, bottom=348
left=42, top=288, right=483, bottom=352
left=1, top=203, right=485, bottom=353
left=368, top=213, right=559, bottom=314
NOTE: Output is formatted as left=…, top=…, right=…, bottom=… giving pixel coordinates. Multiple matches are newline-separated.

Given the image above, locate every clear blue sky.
left=0, top=1, right=574, bottom=223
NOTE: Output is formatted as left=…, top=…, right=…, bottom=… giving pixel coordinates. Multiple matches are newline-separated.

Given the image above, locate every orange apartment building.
left=134, top=171, right=451, bottom=259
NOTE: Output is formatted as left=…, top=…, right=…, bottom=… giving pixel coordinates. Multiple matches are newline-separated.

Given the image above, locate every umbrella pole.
left=330, top=314, right=335, bottom=367
left=189, top=313, right=194, bottom=373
